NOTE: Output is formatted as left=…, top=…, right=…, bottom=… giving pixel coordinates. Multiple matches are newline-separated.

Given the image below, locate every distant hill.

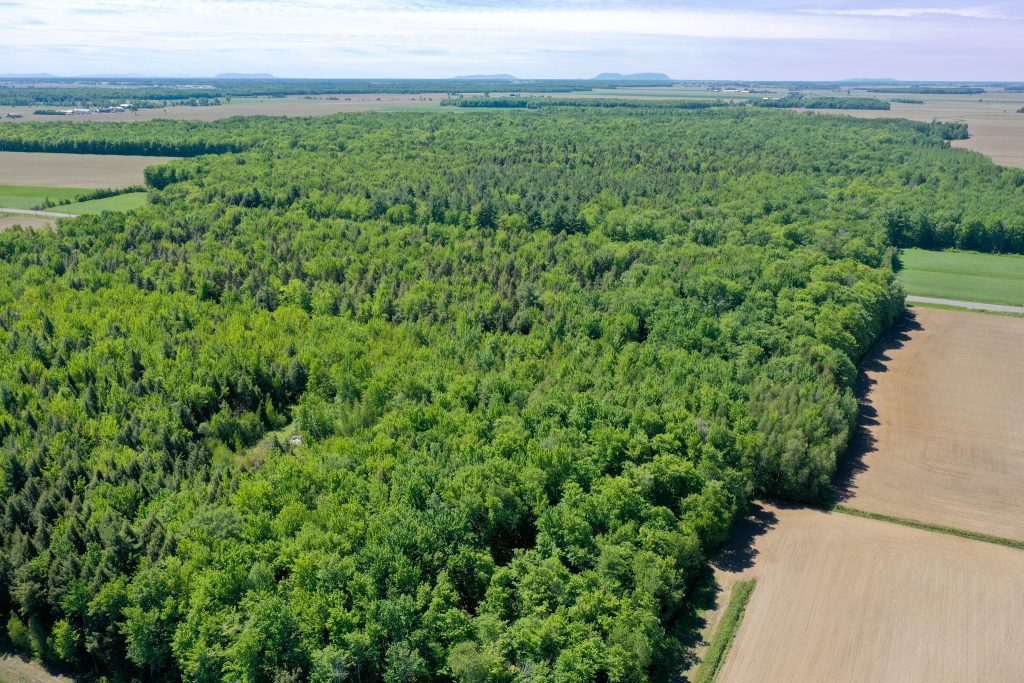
left=216, top=73, right=276, bottom=79
left=453, top=74, right=519, bottom=81
left=593, top=73, right=671, bottom=81
left=839, top=78, right=901, bottom=85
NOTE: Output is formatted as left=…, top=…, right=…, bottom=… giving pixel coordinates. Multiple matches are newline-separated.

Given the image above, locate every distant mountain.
left=838, top=78, right=901, bottom=85
left=216, top=73, right=276, bottom=79
left=0, top=73, right=56, bottom=78
left=593, top=73, right=671, bottom=81
left=453, top=74, right=519, bottom=81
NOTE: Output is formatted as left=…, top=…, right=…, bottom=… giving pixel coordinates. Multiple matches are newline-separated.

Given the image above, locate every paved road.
left=907, top=295, right=1024, bottom=315
left=0, top=207, right=79, bottom=218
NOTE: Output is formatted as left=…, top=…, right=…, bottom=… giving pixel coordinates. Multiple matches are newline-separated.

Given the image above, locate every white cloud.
left=801, top=6, right=1008, bottom=19
left=2, top=1, right=1022, bottom=78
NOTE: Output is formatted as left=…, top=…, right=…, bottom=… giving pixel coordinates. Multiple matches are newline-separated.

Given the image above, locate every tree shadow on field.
left=667, top=564, right=723, bottom=680
left=713, top=502, right=778, bottom=573
left=832, top=311, right=923, bottom=504
left=664, top=503, right=779, bottom=681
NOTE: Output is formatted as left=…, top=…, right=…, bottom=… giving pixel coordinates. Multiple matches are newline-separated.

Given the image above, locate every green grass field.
left=693, top=579, right=757, bottom=683
left=60, top=192, right=148, bottom=214
left=0, top=184, right=82, bottom=209
left=899, top=248, right=1024, bottom=306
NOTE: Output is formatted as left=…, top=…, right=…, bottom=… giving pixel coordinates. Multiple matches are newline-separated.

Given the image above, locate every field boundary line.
left=0, top=207, right=79, bottom=218
left=691, top=579, right=757, bottom=683
left=906, top=300, right=1024, bottom=318
left=832, top=504, right=1024, bottom=551
left=905, top=295, right=1024, bottom=315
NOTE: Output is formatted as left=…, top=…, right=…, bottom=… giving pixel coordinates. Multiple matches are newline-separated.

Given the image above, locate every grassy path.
left=691, top=580, right=757, bottom=683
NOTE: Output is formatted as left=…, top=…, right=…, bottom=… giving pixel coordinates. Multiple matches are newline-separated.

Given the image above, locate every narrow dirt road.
left=907, top=295, right=1024, bottom=315
left=0, top=208, right=78, bottom=218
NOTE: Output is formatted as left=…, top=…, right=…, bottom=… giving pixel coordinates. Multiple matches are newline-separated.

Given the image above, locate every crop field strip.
left=0, top=151, right=172, bottom=187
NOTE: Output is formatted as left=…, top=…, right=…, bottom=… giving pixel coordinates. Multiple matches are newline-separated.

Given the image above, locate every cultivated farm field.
left=0, top=151, right=171, bottom=187
left=899, top=247, right=1024, bottom=306
left=837, top=307, right=1024, bottom=540
left=715, top=504, right=1024, bottom=682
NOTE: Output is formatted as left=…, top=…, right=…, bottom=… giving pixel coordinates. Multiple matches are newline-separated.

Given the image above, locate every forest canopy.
left=1, top=107, right=1023, bottom=681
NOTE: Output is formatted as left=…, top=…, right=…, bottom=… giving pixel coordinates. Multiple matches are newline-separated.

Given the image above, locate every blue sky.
left=2, top=1, right=1022, bottom=79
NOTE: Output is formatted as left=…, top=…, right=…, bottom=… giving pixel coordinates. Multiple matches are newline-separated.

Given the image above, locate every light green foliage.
left=6, top=613, right=32, bottom=653
left=48, top=619, right=79, bottom=663
left=899, top=247, right=1024, bottom=306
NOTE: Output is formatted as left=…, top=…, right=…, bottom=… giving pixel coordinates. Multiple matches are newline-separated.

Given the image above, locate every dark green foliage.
left=0, top=119, right=261, bottom=155
left=916, top=120, right=970, bottom=140
left=442, top=98, right=728, bottom=110
left=752, top=97, right=890, bottom=110
left=865, top=86, right=985, bottom=95
left=0, top=106, right=1020, bottom=681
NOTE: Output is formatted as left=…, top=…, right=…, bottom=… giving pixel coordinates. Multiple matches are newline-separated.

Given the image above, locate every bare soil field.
left=0, top=94, right=448, bottom=123
left=837, top=307, right=1024, bottom=540
left=818, top=90, right=1024, bottom=169
left=0, top=214, right=55, bottom=230
left=713, top=503, right=1024, bottom=683
left=0, top=655, right=73, bottom=683
left=0, top=152, right=171, bottom=187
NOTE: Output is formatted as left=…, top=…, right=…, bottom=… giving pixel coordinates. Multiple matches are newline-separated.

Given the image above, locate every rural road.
left=907, top=295, right=1024, bottom=315
left=0, top=207, right=79, bottom=218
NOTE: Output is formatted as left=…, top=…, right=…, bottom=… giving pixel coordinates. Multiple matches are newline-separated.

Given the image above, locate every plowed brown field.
left=0, top=152, right=173, bottom=187
left=0, top=214, right=55, bottom=230
left=715, top=504, right=1024, bottom=683
left=837, top=307, right=1024, bottom=540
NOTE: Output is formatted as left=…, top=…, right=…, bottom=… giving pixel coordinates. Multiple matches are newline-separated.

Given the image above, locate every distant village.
left=43, top=102, right=138, bottom=116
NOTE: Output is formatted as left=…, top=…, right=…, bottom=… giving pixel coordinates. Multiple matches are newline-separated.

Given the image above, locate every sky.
left=2, top=0, right=1022, bottom=80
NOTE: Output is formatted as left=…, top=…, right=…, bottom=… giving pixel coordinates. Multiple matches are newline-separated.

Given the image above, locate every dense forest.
left=751, top=96, right=890, bottom=110
left=1, top=107, right=1024, bottom=681
left=441, top=98, right=728, bottom=110
left=864, top=86, right=986, bottom=95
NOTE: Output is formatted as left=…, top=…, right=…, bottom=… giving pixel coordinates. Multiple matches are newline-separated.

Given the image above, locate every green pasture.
left=60, top=192, right=148, bottom=214
left=899, top=248, right=1024, bottom=306
left=0, top=184, right=82, bottom=209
